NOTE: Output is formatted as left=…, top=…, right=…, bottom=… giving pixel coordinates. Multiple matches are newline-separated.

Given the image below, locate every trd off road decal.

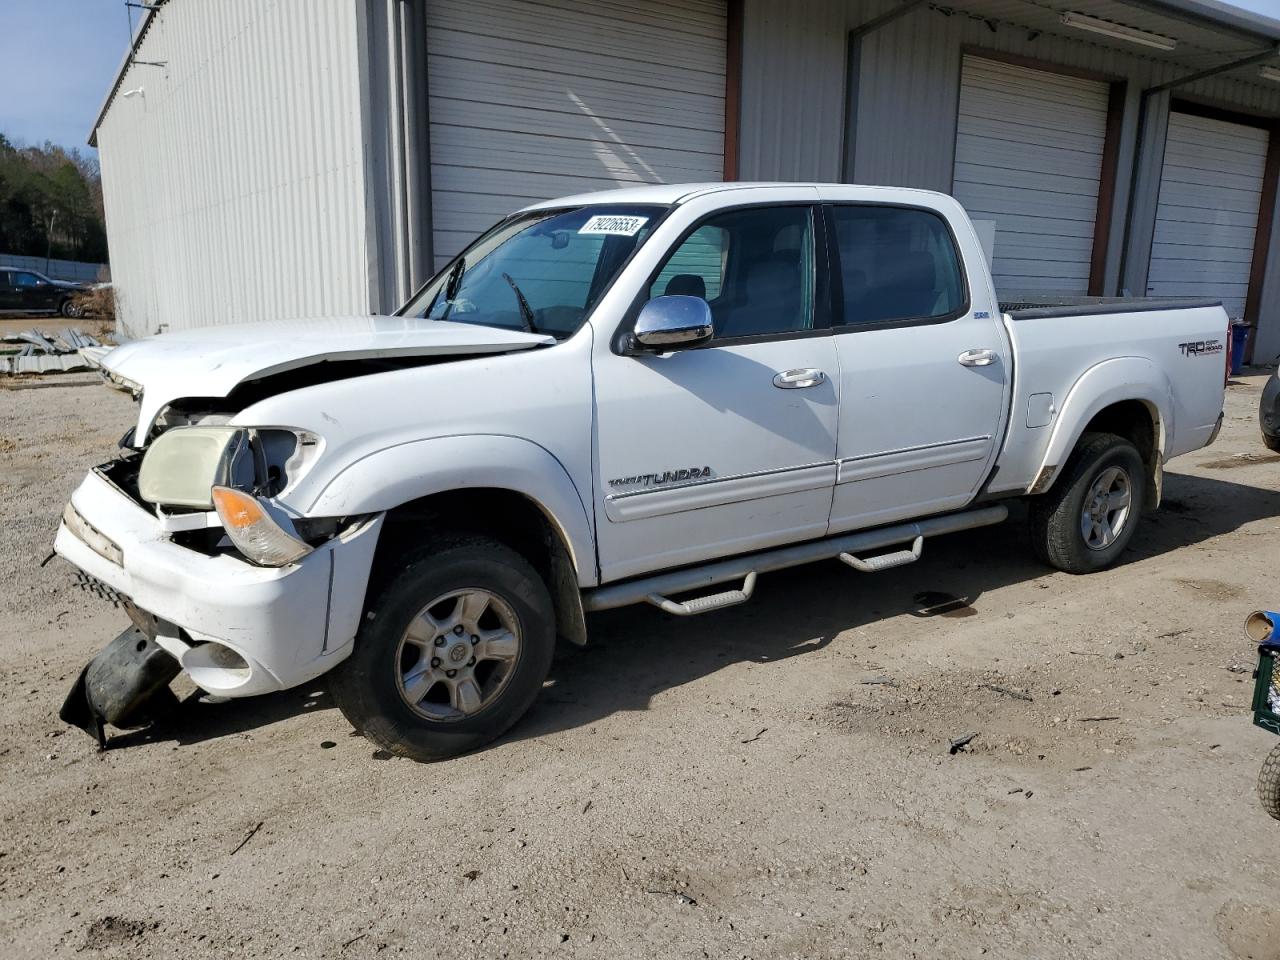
left=1178, top=339, right=1224, bottom=357
left=608, top=467, right=712, bottom=490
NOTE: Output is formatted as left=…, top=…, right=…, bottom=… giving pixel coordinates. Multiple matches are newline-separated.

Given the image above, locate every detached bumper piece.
left=60, top=625, right=182, bottom=749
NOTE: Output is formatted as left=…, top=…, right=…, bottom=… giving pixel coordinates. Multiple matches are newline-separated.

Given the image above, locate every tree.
left=0, top=134, right=109, bottom=264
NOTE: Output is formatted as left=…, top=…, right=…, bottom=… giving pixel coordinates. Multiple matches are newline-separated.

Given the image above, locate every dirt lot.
left=3, top=370, right=1280, bottom=959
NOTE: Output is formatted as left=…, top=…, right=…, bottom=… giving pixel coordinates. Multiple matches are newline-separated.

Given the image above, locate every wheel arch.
left=1033, top=359, right=1171, bottom=507
left=368, top=487, right=590, bottom=647
left=302, top=435, right=596, bottom=646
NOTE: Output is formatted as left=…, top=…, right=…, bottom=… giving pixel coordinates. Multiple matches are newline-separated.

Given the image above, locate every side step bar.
left=582, top=504, right=1008, bottom=614
left=648, top=572, right=757, bottom=617
left=841, top=535, right=922, bottom=573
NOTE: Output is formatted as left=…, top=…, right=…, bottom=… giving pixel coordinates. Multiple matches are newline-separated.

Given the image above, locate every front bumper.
left=54, top=467, right=382, bottom=697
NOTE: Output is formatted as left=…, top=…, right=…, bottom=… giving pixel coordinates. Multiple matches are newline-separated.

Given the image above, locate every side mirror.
left=628, top=295, right=713, bottom=353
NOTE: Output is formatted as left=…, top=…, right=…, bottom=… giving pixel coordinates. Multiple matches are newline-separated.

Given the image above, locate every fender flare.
left=302, top=434, right=596, bottom=586
left=1035, top=357, right=1172, bottom=489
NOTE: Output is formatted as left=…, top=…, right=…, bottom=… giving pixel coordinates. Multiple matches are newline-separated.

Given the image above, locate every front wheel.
left=59, top=297, right=83, bottom=319
left=1028, top=432, right=1146, bottom=574
left=329, top=536, right=556, bottom=761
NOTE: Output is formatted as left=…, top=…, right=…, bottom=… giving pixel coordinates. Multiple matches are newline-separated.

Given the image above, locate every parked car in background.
left=55, top=182, right=1229, bottom=762
left=0, top=268, right=86, bottom=318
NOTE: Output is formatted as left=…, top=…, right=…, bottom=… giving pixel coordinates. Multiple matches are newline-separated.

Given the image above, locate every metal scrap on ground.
left=0, top=328, right=106, bottom=375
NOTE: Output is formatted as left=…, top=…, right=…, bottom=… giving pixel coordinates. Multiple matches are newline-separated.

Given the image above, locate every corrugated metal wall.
left=739, top=0, right=1280, bottom=331
left=96, top=0, right=372, bottom=336
left=425, top=0, right=727, bottom=269
left=738, top=0, right=847, bottom=183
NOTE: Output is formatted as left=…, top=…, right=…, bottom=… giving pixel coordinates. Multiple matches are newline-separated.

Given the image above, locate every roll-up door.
left=1147, top=112, right=1270, bottom=320
left=952, top=56, right=1110, bottom=298
left=426, top=0, right=727, bottom=268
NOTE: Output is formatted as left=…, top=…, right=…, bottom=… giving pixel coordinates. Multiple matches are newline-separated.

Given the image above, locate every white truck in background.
left=54, top=183, right=1228, bottom=761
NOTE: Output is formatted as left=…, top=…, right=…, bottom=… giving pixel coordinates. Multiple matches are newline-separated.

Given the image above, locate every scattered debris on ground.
left=0, top=327, right=107, bottom=374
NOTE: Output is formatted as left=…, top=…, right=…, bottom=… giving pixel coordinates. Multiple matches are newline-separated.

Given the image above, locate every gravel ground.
left=3, top=370, right=1280, bottom=959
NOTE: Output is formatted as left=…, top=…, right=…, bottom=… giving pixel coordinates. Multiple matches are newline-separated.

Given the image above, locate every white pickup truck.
left=55, top=183, right=1228, bottom=760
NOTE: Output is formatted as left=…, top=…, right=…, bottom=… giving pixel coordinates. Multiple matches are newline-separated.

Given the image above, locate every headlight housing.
left=138, top=426, right=251, bottom=509
left=137, top=425, right=319, bottom=510
left=137, top=424, right=324, bottom=566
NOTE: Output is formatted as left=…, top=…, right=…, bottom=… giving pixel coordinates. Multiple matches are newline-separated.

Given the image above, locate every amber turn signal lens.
left=211, top=486, right=313, bottom=567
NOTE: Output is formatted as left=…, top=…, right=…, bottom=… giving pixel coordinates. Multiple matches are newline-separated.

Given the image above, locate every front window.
left=400, top=204, right=665, bottom=340
left=644, top=205, right=816, bottom=340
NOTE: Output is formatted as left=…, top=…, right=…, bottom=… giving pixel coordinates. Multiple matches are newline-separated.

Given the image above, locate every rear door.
left=820, top=194, right=1010, bottom=532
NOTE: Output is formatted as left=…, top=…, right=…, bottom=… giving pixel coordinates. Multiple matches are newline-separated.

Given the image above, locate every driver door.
left=592, top=201, right=840, bottom=582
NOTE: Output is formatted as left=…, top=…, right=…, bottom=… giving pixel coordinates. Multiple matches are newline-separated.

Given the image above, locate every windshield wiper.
left=445, top=256, right=466, bottom=300
left=434, top=256, right=467, bottom=321
left=502, top=272, right=538, bottom=333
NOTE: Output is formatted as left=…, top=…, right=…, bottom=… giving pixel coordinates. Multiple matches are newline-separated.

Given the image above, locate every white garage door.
left=426, top=0, right=727, bottom=268
left=1147, top=112, right=1269, bottom=320
left=952, top=56, right=1110, bottom=297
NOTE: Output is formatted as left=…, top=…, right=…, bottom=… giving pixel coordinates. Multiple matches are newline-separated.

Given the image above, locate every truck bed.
left=1001, top=296, right=1223, bottom=320
left=986, top=296, right=1229, bottom=498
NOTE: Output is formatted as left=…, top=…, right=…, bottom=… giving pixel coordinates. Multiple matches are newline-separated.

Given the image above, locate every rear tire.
left=329, top=536, right=555, bottom=761
left=1262, top=432, right=1280, bottom=453
left=1028, top=432, right=1145, bottom=574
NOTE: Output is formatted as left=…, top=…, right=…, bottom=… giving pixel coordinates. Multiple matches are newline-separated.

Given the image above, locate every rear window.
left=831, top=206, right=966, bottom=327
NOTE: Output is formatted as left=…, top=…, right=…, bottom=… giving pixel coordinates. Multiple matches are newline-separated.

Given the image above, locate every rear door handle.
left=773, top=368, right=826, bottom=389
left=958, top=349, right=997, bottom=367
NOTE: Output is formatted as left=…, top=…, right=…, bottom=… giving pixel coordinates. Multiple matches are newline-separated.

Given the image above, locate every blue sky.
left=0, top=1, right=133, bottom=153
left=0, top=0, right=1277, bottom=154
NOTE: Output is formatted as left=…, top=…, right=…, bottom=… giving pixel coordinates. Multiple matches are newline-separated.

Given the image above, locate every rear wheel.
left=329, top=536, right=555, bottom=761
left=1028, top=432, right=1145, bottom=574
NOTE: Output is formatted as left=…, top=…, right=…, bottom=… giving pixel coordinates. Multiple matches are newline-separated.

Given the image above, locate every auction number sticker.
left=579, top=215, right=649, bottom=237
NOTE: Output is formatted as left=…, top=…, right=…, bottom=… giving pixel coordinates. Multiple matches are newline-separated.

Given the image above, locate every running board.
left=583, top=504, right=1008, bottom=613
left=647, top=572, right=757, bottom=617
left=840, top=535, right=923, bottom=573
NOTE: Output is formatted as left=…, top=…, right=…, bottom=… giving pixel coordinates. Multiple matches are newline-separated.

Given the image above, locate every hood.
left=51, top=279, right=83, bottom=290
left=102, top=315, right=555, bottom=436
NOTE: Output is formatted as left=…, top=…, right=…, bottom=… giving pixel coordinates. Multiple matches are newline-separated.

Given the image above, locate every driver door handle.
left=958, top=348, right=996, bottom=367
left=773, top=368, right=826, bottom=389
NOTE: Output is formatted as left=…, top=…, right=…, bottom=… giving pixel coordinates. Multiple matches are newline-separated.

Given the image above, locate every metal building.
left=93, top=0, right=1280, bottom=361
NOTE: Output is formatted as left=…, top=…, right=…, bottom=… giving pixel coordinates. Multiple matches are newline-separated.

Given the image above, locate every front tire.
left=59, top=297, right=82, bottom=319
left=329, top=536, right=555, bottom=761
left=1028, top=432, right=1146, bottom=574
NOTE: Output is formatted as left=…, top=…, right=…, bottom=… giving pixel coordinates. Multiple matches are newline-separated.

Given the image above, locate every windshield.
left=399, top=204, right=666, bottom=340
